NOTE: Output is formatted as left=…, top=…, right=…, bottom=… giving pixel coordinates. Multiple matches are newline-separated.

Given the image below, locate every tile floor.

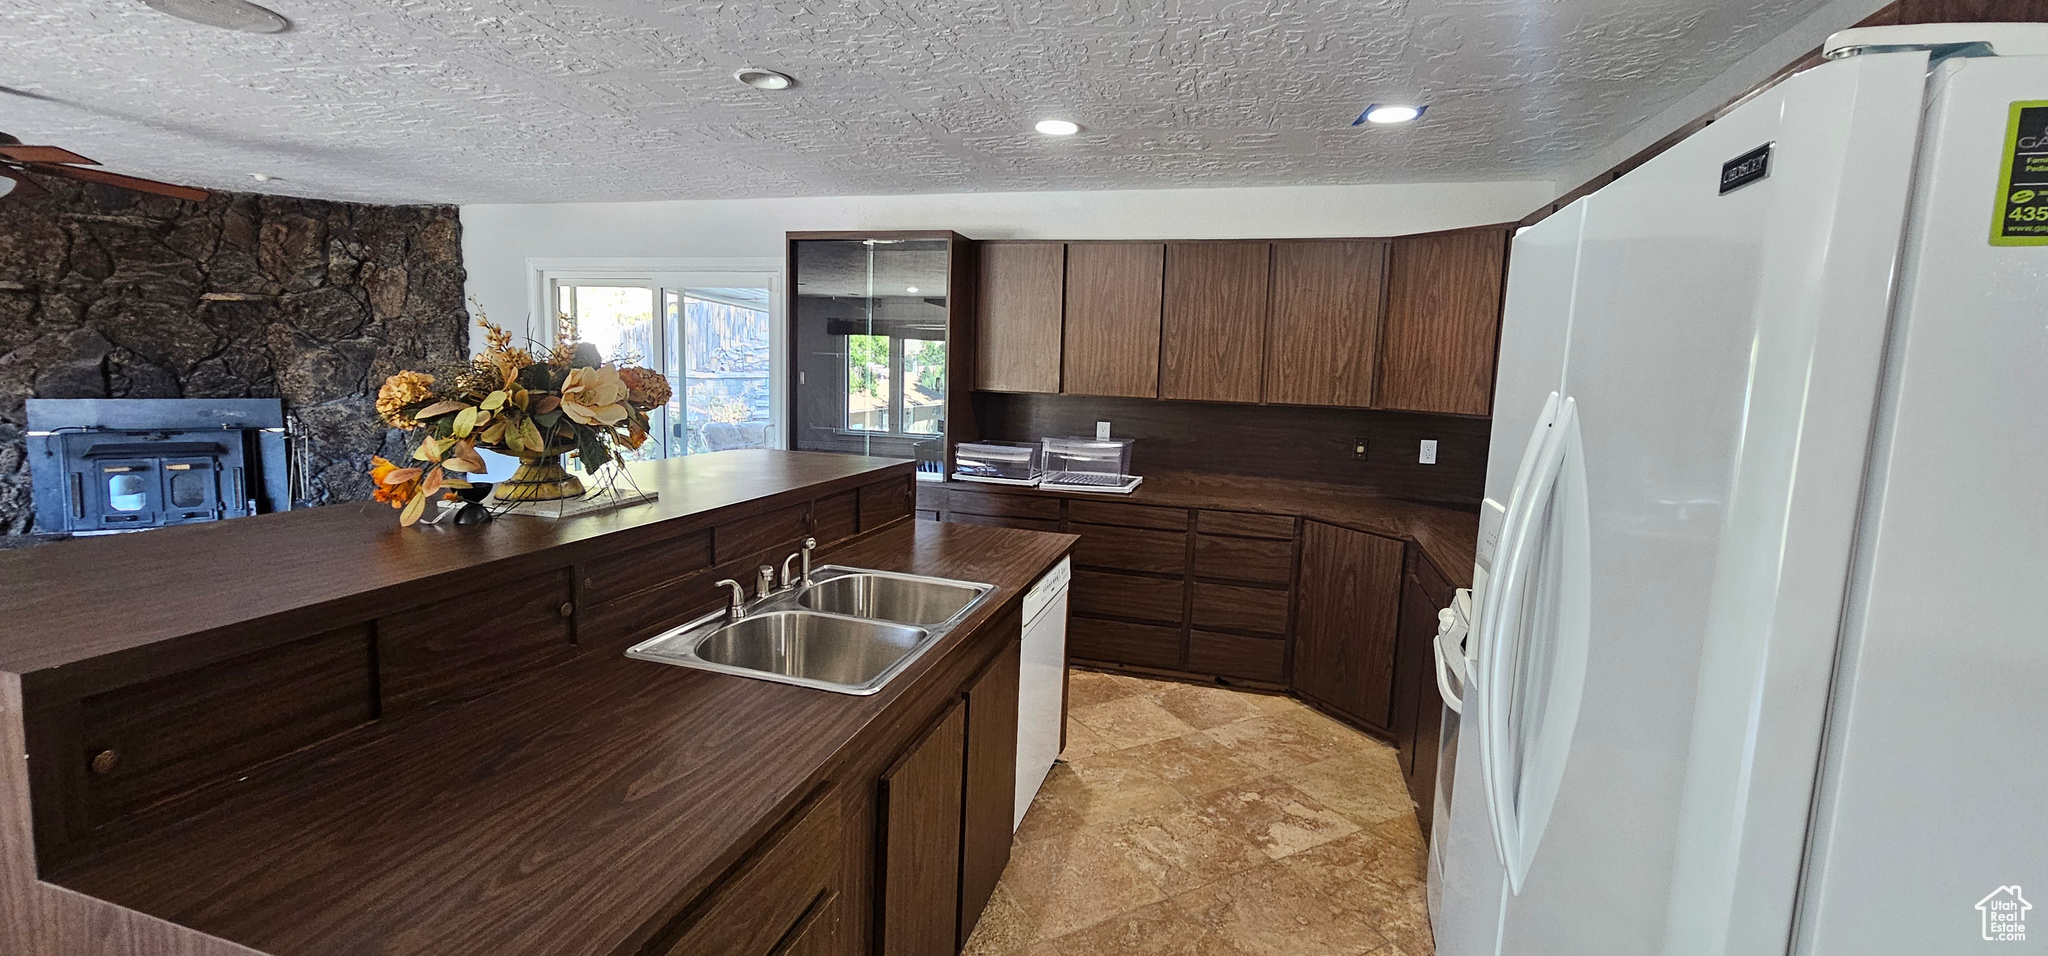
left=963, top=669, right=1434, bottom=956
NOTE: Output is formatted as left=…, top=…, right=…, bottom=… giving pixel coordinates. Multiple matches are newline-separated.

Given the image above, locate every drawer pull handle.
left=90, top=750, right=119, bottom=776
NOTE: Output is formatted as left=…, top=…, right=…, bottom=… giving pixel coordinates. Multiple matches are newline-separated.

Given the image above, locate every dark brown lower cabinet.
left=877, top=701, right=967, bottom=956
left=960, top=640, right=1022, bottom=947
left=1392, top=557, right=1457, bottom=831
left=1291, top=521, right=1405, bottom=728
left=652, top=786, right=846, bottom=956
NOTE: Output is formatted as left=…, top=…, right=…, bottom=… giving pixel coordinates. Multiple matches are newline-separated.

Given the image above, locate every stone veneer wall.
left=0, top=176, right=467, bottom=539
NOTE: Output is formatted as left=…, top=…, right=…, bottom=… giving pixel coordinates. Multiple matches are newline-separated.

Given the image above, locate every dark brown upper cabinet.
left=975, top=241, right=1065, bottom=394
left=1061, top=242, right=1164, bottom=398
left=1264, top=240, right=1390, bottom=408
left=1378, top=227, right=1509, bottom=416
left=1160, top=241, right=1270, bottom=403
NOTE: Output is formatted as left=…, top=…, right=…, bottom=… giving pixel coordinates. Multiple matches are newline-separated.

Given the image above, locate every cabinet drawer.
left=1193, top=534, right=1294, bottom=587
left=717, top=502, right=811, bottom=564
left=859, top=475, right=913, bottom=530
left=948, top=490, right=1063, bottom=521
left=1197, top=510, right=1296, bottom=539
left=378, top=568, right=576, bottom=716
left=1072, top=523, right=1188, bottom=576
left=1072, top=570, right=1186, bottom=625
left=1191, top=582, right=1290, bottom=636
left=1066, top=500, right=1188, bottom=531
left=1069, top=617, right=1183, bottom=670
left=654, top=786, right=844, bottom=956
left=948, top=512, right=1063, bottom=534
left=1188, top=631, right=1287, bottom=684
left=580, top=528, right=714, bottom=605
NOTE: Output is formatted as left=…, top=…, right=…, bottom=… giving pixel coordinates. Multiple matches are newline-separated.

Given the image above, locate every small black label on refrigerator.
left=1719, top=144, right=1772, bottom=194
left=1992, top=101, right=2048, bottom=245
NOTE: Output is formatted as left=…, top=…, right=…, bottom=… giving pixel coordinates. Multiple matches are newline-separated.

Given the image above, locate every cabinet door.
left=877, top=700, right=967, bottom=956
left=1292, top=522, right=1405, bottom=726
left=1264, top=240, right=1389, bottom=408
left=377, top=568, right=576, bottom=717
left=960, top=639, right=1022, bottom=947
left=1062, top=242, right=1164, bottom=398
left=655, top=787, right=846, bottom=956
left=1161, top=241, right=1269, bottom=403
left=1378, top=227, right=1508, bottom=415
left=1395, top=572, right=1450, bottom=830
left=977, top=242, right=1065, bottom=393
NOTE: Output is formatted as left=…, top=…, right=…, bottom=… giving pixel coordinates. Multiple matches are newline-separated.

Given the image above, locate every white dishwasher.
left=1014, top=556, right=1070, bottom=830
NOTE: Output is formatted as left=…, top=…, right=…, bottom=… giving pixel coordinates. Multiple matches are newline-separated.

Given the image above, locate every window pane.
left=902, top=338, right=945, bottom=435
left=682, top=289, right=773, bottom=454
left=847, top=334, right=890, bottom=432
left=558, top=284, right=658, bottom=462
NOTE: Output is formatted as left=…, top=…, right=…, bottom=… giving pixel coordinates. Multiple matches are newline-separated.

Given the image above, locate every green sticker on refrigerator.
left=1992, top=101, right=2048, bottom=245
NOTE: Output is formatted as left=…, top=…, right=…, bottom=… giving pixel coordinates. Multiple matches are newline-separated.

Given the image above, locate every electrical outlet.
left=1419, top=439, right=1438, bottom=464
left=1096, top=421, right=1111, bottom=440
left=1353, top=438, right=1368, bottom=459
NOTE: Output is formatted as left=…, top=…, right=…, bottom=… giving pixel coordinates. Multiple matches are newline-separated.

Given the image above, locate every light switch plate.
left=1419, top=439, right=1438, bottom=464
left=1095, top=421, right=1111, bottom=440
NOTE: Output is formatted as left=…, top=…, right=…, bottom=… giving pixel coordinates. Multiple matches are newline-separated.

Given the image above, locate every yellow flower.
left=375, top=371, right=437, bottom=430
left=560, top=365, right=630, bottom=427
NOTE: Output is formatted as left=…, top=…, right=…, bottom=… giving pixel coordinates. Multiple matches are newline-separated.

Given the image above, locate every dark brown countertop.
left=934, top=469, right=1479, bottom=586
left=48, top=519, right=1077, bottom=956
left=0, top=450, right=911, bottom=675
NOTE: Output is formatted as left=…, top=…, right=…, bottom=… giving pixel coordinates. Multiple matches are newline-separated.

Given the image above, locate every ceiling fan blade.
left=0, top=168, right=48, bottom=199
left=34, top=164, right=209, bottom=202
left=0, top=145, right=97, bottom=165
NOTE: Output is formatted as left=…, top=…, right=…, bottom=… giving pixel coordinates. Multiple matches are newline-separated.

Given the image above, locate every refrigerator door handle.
left=1479, top=396, right=1576, bottom=886
left=1435, top=619, right=1466, bottom=714
left=1473, top=392, right=1562, bottom=869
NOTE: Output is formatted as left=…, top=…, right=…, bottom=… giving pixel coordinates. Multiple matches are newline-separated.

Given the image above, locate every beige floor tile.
left=1289, top=705, right=1391, bottom=753
left=1045, top=899, right=1249, bottom=956
left=1278, top=750, right=1416, bottom=829
left=1048, top=757, right=1196, bottom=831
left=1201, top=713, right=1352, bottom=773
left=1276, top=819, right=1428, bottom=898
left=1092, top=731, right=1269, bottom=799
left=1169, top=863, right=1388, bottom=956
left=1193, top=778, right=1362, bottom=859
left=1146, top=682, right=1267, bottom=730
left=964, top=883, right=1042, bottom=956
left=1101, top=801, right=1272, bottom=896
left=1007, top=826, right=1168, bottom=940
left=1062, top=720, right=1111, bottom=760
left=1068, top=668, right=1149, bottom=709
left=1073, top=696, right=1201, bottom=750
left=1339, top=877, right=1434, bottom=956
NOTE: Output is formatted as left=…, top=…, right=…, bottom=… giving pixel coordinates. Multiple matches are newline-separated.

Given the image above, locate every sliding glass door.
left=549, top=271, right=781, bottom=465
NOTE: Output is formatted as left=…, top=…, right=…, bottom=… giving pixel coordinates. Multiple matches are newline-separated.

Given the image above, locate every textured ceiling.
left=0, top=0, right=1833, bottom=205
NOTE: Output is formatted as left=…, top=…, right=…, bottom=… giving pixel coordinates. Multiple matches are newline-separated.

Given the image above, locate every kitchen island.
left=0, top=451, right=1076, bottom=956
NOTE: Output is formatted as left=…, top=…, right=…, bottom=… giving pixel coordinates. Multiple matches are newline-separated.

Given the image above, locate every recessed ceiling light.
left=1354, top=104, right=1426, bottom=126
left=139, top=0, right=290, bottom=33
left=250, top=173, right=279, bottom=182
left=734, top=68, right=795, bottom=91
left=905, top=286, right=919, bottom=294
left=1035, top=119, right=1081, bottom=136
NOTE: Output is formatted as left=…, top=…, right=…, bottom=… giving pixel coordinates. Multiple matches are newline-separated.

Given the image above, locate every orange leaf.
left=381, top=467, right=423, bottom=486
left=415, top=400, right=468, bottom=420
left=420, top=466, right=445, bottom=497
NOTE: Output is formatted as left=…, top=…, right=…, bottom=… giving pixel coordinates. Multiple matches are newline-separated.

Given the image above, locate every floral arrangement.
left=368, top=311, right=673, bottom=524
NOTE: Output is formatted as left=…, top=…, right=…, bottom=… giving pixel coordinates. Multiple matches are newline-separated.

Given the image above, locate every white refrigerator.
left=1432, top=25, right=2048, bottom=956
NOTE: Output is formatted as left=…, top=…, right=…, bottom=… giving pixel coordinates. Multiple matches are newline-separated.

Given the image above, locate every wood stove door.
left=91, top=459, right=162, bottom=529
left=160, top=457, right=223, bottom=524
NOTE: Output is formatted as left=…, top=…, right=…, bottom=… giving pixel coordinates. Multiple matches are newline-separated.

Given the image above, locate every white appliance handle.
left=1473, top=392, right=1562, bottom=868
left=1434, top=620, right=1465, bottom=714
left=1478, top=395, right=1575, bottom=879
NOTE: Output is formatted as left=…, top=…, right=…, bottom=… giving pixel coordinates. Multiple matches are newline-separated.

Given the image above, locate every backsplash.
left=970, top=392, right=1488, bottom=506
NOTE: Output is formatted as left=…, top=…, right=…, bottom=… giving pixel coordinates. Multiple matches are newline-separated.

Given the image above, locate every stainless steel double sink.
left=625, top=566, right=996, bottom=695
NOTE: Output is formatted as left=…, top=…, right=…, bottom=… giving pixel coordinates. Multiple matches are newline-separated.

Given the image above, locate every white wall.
left=459, top=180, right=1553, bottom=348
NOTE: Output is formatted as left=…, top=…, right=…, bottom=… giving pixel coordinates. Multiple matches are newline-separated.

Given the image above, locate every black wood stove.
left=27, top=398, right=293, bottom=535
